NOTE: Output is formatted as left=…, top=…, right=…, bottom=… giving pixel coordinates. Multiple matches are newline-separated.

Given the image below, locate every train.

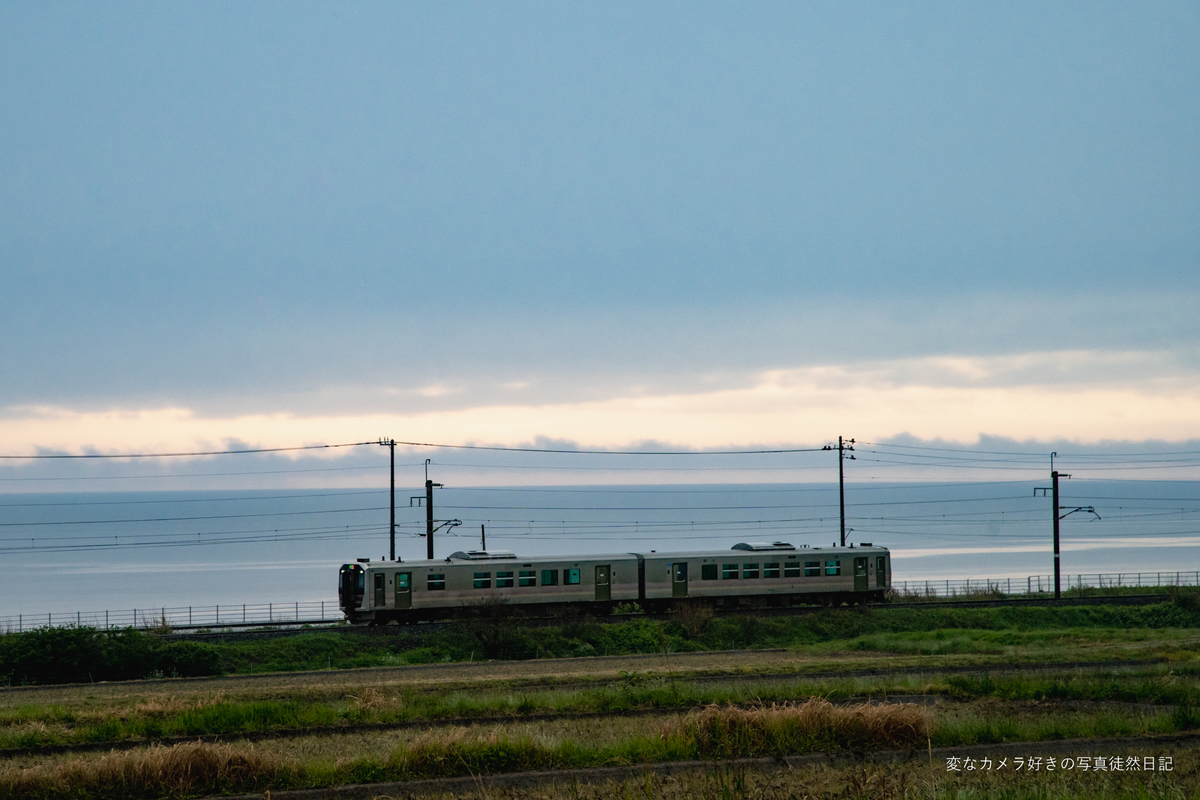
left=338, top=541, right=891, bottom=625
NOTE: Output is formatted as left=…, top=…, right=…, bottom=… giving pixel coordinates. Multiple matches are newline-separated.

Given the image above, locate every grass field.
left=2, top=601, right=1198, bottom=798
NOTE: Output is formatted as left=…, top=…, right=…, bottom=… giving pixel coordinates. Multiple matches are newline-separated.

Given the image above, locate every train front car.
left=641, top=541, right=890, bottom=608
left=338, top=550, right=641, bottom=626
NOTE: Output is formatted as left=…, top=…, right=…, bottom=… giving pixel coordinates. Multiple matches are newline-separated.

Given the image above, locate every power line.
left=0, top=489, right=385, bottom=508
left=0, top=441, right=378, bottom=459
left=0, top=505, right=388, bottom=529
left=391, top=441, right=826, bottom=455
left=0, top=464, right=390, bottom=482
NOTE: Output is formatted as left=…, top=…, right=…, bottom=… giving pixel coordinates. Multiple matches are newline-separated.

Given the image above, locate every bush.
left=672, top=599, right=714, bottom=639
left=0, top=627, right=222, bottom=686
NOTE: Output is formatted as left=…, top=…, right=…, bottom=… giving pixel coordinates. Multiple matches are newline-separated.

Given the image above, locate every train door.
left=373, top=573, right=386, bottom=607
left=595, top=565, right=611, bottom=601
left=672, top=562, right=688, bottom=598
left=395, top=572, right=412, bottom=610
left=853, top=557, right=868, bottom=592
left=876, top=556, right=887, bottom=588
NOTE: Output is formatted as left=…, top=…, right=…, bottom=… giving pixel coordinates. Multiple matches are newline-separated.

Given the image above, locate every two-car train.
left=338, top=541, right=890, bottom=625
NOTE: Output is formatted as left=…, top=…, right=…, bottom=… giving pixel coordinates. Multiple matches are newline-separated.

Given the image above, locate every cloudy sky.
left=2, top=2, right=1198, bottom=458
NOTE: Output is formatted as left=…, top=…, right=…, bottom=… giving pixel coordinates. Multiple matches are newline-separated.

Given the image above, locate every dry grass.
left=0, top=701, right=933, bottom=797
left=130, top=691, right=229, bottom=718
left=658, top=698, right=930, bottom=757
left=0, top=742, right=285, bottom=800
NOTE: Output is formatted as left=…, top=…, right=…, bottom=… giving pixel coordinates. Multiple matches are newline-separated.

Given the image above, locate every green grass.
left=2, top=661, right=1197, bottom=750
left=212, top=602, right=1200, bottom=673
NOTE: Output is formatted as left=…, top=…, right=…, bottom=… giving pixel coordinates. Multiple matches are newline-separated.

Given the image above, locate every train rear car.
left=641, top=542, right=890, bottom=608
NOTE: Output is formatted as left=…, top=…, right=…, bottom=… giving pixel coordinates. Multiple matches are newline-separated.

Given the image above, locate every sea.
left=1, top=481, right=1197, bottom=619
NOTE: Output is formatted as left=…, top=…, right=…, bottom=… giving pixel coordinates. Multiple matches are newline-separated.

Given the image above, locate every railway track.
left=166, top=592, right=1174, bottom=642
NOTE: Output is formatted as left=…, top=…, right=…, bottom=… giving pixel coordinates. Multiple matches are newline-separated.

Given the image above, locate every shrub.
left=672, top=599, right=714, bottom=639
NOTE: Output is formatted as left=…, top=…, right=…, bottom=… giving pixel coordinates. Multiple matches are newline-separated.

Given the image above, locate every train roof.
left=351, top=551, right=642, bottom=568
left=640, top=541, right=888, bottom=556
left=348, top=542, right=888, bottom=568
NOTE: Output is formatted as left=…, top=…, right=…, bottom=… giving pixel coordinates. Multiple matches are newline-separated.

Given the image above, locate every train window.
left=804, top=561, right=820, bottom=577
left=496, top=571, right=514, bottom=588
left=701, top=564, right=718, bottom=580
left=565, top=568, right=581, bottom=585
left=519, top=570, right=536, bottom=587
left=742, top=563, right=760, bottom=579
left=825, top=560, right=841, bottom=576
left=722, top=564, right=738, bottom=579
left=784, top=563, right=801, bottom=578
left=541, top=569, right=559, bottom=586
left=473, top=572, right=492, bottom=589
left=427, top=573, right=445, bottom=591
left=764, top=563, right=780, bottom=578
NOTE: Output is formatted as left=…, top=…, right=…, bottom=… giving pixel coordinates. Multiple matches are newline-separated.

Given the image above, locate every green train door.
left=853, top=557, right=868, bottom=592
left=373, top=572, right=386, bottom=607
left=395, top=572, right=412, bottom=610
left=876, top=556, right=887, bottom=588
left=595, top=565, right=611, bottom=601
left=672, top=562, right=689, bottom=598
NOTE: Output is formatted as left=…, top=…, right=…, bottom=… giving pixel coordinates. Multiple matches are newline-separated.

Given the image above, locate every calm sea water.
left=1, top=481, right=1197, bottom=617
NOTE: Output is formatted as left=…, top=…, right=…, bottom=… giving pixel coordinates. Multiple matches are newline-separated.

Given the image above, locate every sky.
left=2, top=2, right=1199, bottom=464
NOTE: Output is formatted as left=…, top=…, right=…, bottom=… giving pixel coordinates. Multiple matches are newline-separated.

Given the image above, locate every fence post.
left=105, top=610, right=108, bottom=630
left=216, top=605, right=219, bottom=625
left=243, top=604, right=246, bottom=624
left=189, top=607, right=192, bottom=626
left=269, top=603, right=272, bottom=622
left=18, top=615, right=20, bottom=633
left=295, top=601, right=298, bottom=620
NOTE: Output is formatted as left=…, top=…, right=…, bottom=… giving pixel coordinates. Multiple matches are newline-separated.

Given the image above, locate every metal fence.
left=3, top=569, right=1200, bottom=633
left=894, top=570, right=1200, bottom=599
left=0, top=599, right=342, bottom=634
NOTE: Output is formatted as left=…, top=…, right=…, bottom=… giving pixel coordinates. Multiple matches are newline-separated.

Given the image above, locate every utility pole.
left=425, top=459, right=440, bottom=560
left=823, top=437, right=855, bottom=546
left=411, top=459, right=448, bottom=560
left=1035, top=452, right=1098, bottom=600
left=378, top=438, right=396, bottom=561
left=481, top=523, right=486, bottom=550
left=1051, top=468, right=1062, bottom=599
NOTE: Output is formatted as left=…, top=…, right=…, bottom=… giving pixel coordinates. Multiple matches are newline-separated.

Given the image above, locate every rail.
left=894, top=570, right=1200, bottom=598
left=2, top=569, right=1198, bottom=633
left=0, top=600, right=342, bottom=634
